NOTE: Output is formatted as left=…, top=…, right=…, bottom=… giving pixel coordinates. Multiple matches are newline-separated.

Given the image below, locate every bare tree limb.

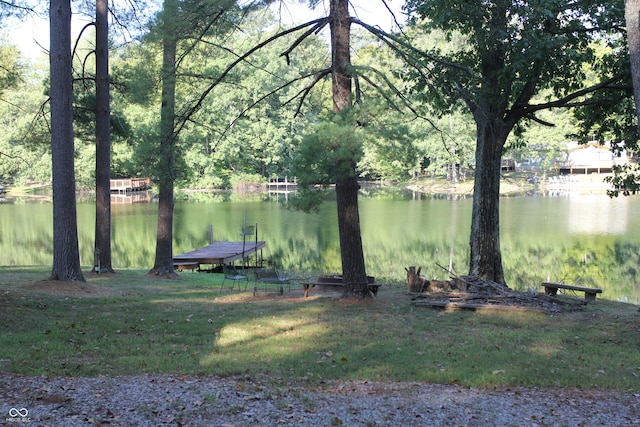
left=201, top=68, right=332, bottom=150
left=353, top=18, right=475, bottom=76
left=286, top=69, right=331, bottom=117
left=280, top=20, right=329, bottom=65
left=174, top=18, right=329, bottom=137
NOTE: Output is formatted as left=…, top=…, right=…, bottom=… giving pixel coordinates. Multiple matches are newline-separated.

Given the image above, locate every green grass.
left=1, top=267, right=639, bottom=392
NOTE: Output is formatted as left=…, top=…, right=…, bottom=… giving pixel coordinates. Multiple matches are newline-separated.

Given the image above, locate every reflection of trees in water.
left=2, top=197, right=640, bottom=304
left=503, top=238, right=640, bottom=303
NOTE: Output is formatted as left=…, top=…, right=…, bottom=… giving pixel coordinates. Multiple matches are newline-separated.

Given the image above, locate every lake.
left=1, top=189, right=639, bottom=304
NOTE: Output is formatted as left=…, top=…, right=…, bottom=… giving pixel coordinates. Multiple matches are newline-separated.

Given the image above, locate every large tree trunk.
left=330, top=0, right=369, bottom=297
left=335, top=175, right=367, bottom=294
left=626, top=0, right=640, bottom=136
left=49, top=0, right=85, bottom=282
left=94, top=0, right=113, bottom=273
left=468, top=117, right=508, bottom=285
left=149, top=0, right=178, bottom=277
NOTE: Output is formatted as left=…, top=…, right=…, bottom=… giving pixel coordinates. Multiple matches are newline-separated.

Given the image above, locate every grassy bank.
left=407, top=171, right=615, bottom=196
left=0, top=268, right=638, bottom=392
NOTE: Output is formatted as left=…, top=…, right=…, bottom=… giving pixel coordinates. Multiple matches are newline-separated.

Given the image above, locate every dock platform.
left=173, top=241, right=266, bottom=269
left=110, top=178, right=150, bottom=193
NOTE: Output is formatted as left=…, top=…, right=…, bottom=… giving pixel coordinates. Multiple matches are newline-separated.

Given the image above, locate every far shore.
left=1, top=171, right=617, bottom=202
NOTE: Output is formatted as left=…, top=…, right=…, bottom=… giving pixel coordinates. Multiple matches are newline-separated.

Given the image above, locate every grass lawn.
left=1, top=267, right=638, bottom=392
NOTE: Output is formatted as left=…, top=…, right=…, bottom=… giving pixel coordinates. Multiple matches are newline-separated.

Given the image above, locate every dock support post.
left=94, top=248, right=101, bottom=274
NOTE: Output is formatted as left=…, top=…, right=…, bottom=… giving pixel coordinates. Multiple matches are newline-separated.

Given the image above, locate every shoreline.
left=1, top=172, right=618, bottom=203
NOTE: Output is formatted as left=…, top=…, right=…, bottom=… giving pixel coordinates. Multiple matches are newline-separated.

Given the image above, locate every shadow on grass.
left=0, top=268, right=638, bottom=392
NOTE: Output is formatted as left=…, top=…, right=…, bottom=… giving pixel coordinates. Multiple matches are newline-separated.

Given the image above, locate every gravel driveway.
left=1, top=374, right=638, bottom=426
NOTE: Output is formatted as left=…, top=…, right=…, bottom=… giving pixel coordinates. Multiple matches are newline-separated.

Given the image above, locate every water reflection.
left=567, top=194, right=628, bottom=235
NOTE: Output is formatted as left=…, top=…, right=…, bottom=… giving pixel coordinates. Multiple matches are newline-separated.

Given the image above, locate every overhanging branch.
left=352, top=18, right=475, bottom=76
left=516, top=74, right=627, bottom=116
left=174, top=18, right=329, bottom=137
left=197, top=68, right=331, bottom=149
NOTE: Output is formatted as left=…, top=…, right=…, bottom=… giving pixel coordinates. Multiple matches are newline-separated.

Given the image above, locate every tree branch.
left=514, top=74, right=627, bottom=117
left=352, top=18, right=475, bottom=76
left=285, top=69, right=332, bottom=117
left=280, top=20, right=329, bottom=65
left=174, top=18, right=329, bottom=138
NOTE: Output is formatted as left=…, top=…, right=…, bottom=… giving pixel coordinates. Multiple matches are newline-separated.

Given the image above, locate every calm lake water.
left=1, top=189, right=639, bottom=304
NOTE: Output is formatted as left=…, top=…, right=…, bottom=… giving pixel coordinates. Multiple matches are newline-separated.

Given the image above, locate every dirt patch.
left=19, top=280, right=119, bottom=297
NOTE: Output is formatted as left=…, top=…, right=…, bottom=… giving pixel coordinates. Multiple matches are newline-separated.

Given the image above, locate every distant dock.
left=110, top=178, right=150, bottom=203
left=268, top=177, right=297, bottom=196
left=110, top=178, right=150, bottom=193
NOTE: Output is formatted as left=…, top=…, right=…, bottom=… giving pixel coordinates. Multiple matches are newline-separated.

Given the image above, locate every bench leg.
left=303, top=284, right=315, bottom=298
left=544, top=286, right=558, bottom=296
left=585, top=292, right=597, bottom=303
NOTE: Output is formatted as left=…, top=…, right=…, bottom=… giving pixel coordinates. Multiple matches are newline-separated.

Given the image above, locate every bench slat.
left=542, top=282, right=602, bottom=293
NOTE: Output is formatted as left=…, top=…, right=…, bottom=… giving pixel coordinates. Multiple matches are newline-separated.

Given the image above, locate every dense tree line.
left=0, top=4, right=484, bottom=189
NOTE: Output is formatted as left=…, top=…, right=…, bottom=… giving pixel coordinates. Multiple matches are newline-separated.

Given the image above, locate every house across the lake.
left=557, top=142, right=631, bottom=175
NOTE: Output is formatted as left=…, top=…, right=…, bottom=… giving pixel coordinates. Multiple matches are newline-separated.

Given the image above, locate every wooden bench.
left=302, top=282, right=381, bottom=298
left=542, top=282, right=602, bottom=303
left=173, top=261, right=199, bottom=272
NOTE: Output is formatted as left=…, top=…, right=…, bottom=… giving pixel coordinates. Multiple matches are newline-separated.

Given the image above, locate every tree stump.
left=406, top=266, right=426, bottom=293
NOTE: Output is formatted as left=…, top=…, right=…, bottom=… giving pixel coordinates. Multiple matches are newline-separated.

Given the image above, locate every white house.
left=558, top=141, right=631, bottom=174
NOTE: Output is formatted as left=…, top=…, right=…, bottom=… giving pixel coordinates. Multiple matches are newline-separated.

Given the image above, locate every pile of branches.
left=410, top=275, right=586, bottom=314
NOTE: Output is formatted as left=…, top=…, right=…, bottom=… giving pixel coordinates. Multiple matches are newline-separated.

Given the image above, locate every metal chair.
left=221, top=263, right=248, bottom=291
left=253, top=261, right=291, bottom=295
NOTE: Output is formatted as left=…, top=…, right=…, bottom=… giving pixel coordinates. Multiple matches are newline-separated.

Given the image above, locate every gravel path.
left=1, top=374, right=638, bottom=426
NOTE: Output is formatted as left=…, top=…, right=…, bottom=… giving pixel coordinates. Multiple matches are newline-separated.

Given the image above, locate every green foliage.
left=0, top=57, right=49, bottom=184
left=569, top=38, right=636, bottom=151
left=292, top=115, right=363, bottom=185
left=0, top=35, right=21, bottom=94
left=604, top=164, right=640, bottom=197
left=112, top=46, right=160, bottom=106
left=403, top=0, right=627, bottom=120
left=229, top=172, right=266, bottom=191
left=286, top=114, right=366, bottom=212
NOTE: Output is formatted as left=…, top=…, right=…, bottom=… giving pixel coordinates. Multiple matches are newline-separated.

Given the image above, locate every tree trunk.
left=150, top=0, right=178, bottom=277
left=406, top=266, right=425, bottom=293
left=94, top=0, right=113, bottom=273
left=330, top=0, right=369, bottom=297
left=335, top=175, right=368, bottom=295
left=468, top=118, right=508, bottom=285
left=625, top=0, right=640, bottom=136
left=49, top=0, right=85, bottom=282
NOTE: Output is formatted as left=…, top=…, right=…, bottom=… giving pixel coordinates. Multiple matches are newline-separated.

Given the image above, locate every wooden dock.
left=110, top=178, right=150, bottom=193
left=110, top=193, right=151, bottom=204
left=173, top=241, right=266, bottom=269
left=267, top=177, right=297, bottom=194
